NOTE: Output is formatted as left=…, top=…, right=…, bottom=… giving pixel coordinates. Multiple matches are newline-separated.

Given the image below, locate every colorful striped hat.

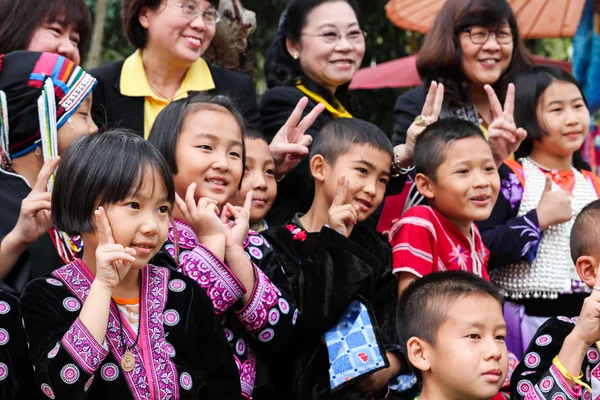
left=0, top=51, right=97, bottom=170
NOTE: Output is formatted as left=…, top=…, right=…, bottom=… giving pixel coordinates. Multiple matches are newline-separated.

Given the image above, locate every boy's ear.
left=576, top=255, right=600, bottom=288
left=406, top=337, right=432, bottom=372
left=415, top=173, right=435, bottom=199
left=310, top=155, right=327, bottom=183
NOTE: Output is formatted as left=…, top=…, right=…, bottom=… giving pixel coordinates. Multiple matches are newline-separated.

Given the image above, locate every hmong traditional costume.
left=478, top=158, right=600, bottom=358
left=0, top=51, right=96, bottom=291
left=262, top=215, right=410, bottom=400
left=20, top=259, right=242, bottom=399
left=161, top=219, right=297, bottom=399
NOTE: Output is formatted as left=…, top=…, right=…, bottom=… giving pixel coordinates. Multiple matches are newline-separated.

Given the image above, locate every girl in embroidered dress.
left=20, top=131, right=241, bottom=399
left=148, top=92, right=321, bottom=399
left=477, top=65, right=600, bottom=360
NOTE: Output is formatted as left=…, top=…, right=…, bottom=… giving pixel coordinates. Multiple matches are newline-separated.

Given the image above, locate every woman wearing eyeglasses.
left=260, top=0, right=368, bottom=227
left=90, top=0, right=261, bottom=138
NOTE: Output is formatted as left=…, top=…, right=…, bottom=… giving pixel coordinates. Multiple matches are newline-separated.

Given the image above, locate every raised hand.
left=327, top=176, right=358, bottom=238
left=94, top=206, right=136, bottom=292
left=536, top=175, right=572, bottom=230
left=485, top=83, right=527, bottom=166
left=572, top=266, right=600, bottom=348
left=221, top=191, right=252, bottom=249
left=395, top=81, right=444, bottom=167
left=175, top=182, right=227, bottom=243
left=269, top=96, right=325, bottom=177
left=12, top=157, right=60, bottom=246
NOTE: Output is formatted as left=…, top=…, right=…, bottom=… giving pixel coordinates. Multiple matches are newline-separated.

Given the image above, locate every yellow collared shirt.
left=120, top=49, right=216, bottom=138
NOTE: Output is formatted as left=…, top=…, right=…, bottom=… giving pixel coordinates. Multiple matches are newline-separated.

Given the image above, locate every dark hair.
left=513, top=65, right=588, bottom=159
left=122, top=0, right=219, bottom=49
left=0, top=0, right=92, bottom=62
left=414, top=118, right=487, bottom=182
left=52, top=129, right=175, bottom=234
left=309, top=118, right=393, bottom=165
left=148, top=92, right=246, bottom=176
left=397, top=271, right=503, bottom=346
left=264, top=0, right=361, bottom=114
left=245, top=129, right=268, bottom=142
left=417, top=0, right=533, bottom=107
left=570, top=200, right=600, bottom=263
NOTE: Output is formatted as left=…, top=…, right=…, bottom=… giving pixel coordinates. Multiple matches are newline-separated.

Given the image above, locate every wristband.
left=552, top=356, right=591, bottom=392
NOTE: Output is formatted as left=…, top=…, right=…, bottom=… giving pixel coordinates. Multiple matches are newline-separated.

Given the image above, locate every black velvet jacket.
left=262, top=220, right=403, bottom=399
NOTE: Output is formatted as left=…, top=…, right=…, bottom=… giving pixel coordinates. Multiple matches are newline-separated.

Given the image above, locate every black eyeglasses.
left=463, top=27, right=513, bottom=45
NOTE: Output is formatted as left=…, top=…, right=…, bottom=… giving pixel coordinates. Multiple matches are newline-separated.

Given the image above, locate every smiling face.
left=102, top=168, right=172, bottom=270
left=56, top=95, right=98, bottom=154
left=320, top=144, right=391, bottom=222
left=421, top=295, right=508, bottom=400
left=287, top=1, right=365, bottom=94
left=459, top=23, right=513, bottom=88
left=173, top=107, right=244, bottom=207
left=139, top=0, right=216, bottom=66
left=232, top=137, right=277, bottom=223
left=532, top=80, right=590, bottom=160
left=28, top=17, right=82, bottom=64
left=417, top=136, right=500, bottom=236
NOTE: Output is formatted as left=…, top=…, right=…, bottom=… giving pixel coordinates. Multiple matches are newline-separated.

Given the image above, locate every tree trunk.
left=87, top=0, right=108, bottom=69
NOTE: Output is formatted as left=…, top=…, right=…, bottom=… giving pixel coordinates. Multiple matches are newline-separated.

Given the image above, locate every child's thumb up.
left=543, top=175, right=552, bottom=193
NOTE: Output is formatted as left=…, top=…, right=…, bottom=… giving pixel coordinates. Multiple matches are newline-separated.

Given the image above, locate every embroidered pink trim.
left=235, top=266, right=279, bottom=333
left=61, top=318, right=108, bottom=375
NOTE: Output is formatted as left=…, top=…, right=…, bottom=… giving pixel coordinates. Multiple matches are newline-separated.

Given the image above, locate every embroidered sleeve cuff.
left=391, top=267, right=423, bottom=278
left=183, top=246, right=246, bottom=313
left=546, top=364, right=583, bottom=399
left=61, top=318, right=109, bottom=375
left=235, top=266, right=280, bottom=333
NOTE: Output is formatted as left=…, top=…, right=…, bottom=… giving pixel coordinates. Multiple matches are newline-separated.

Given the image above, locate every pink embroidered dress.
left=164, top=219, right=298, bottom=398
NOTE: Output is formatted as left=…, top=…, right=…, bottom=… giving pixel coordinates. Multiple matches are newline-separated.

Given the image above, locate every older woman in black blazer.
left=91, top=0, right=261, bottom=138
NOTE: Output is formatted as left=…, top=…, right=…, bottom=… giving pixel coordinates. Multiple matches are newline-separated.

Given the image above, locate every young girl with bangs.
left=477, top=66, right=600, bottom=359
left=148, top=92, right=322, bottom=399
left=20, top=131, right=241, bottom=399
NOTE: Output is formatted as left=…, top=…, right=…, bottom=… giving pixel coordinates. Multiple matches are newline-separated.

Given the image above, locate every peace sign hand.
left=396, top=81, right=444, bottom=167
left=485, top=83, right=527, bottom=166
left=327, top=176, right=359, bottom=238
left=12, top=157, right=60, bottom=246
left=269, top=96, right=326, bottom=178
left=94, top=206, right=136, bottom=292
left=175, top=182, right=227, bottom=243
left=221, top=191, right=252, bottom=249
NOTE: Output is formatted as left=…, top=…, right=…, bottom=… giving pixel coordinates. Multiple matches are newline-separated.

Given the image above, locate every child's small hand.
left=12, top=158, right=59, bottom=246
left=572, top=267, right=600, bottom=347
left=485, top=83, right=528, bottom=167
left=536, top=176, right=572, bottom=230
left=94, top=207, right=136, bottom=292
left=175, top=182, right=227, bottom=242
left=357, top=352, right=402, bottom=393
left=400, top=81, right=444, bottom=167
left=327, top=176, right=358, bottom=238
left=222, top=191, right=252, bottom=249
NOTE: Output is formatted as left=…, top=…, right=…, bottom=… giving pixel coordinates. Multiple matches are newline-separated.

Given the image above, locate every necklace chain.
left=146, top=78, right=175, bottom=102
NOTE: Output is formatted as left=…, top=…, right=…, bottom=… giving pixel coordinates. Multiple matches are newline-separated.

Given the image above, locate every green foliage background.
left=84, top=0, right=573, bottom=136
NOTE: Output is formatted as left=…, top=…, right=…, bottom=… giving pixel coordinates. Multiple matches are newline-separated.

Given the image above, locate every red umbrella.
left=349, top=54, right=572, bottom=90
left=385, top=0, right=586, bottom=39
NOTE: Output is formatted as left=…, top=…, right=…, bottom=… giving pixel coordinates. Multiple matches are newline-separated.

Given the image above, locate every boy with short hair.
left=389, top=118, right=501, bottom=295
left=398, top=271, right=509, bottom=400
left=263, top=118, right=414, bottom=399
left=232, top=130, right=277, bottom=232
left=511, top=199, right=600, bottom=399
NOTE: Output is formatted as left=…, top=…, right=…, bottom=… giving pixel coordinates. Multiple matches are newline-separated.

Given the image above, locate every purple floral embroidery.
left=501, top=173, right=524, bottom=212
left=236, top=268, right=279, bottom=333
left=60, top=318, right=109, bottom=374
